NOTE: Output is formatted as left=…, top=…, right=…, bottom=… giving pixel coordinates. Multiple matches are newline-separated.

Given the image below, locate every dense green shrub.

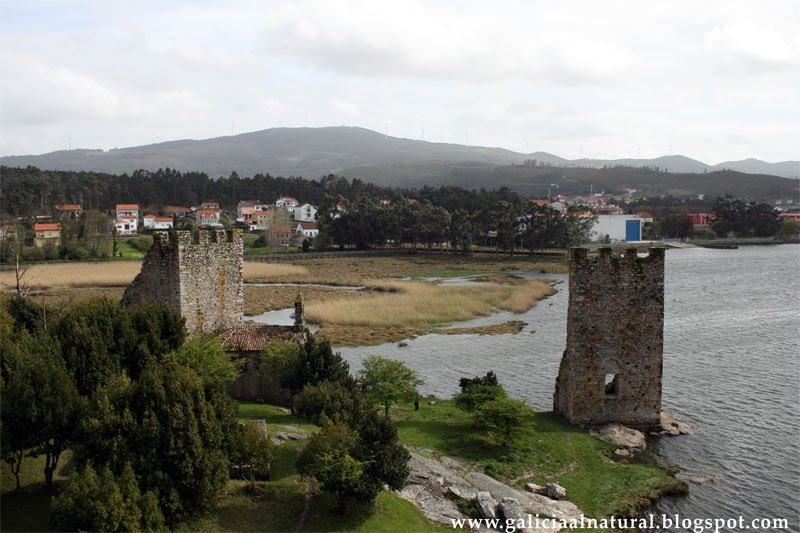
left=130, top=235, right=154, bottom=252
left=20, top=245, right=45, bottom=262
left=79, top=362, right=231, bottom=523
left=54, top=298, right=185, bottom=394
left=454, top=371, right=506, bottom=412
left=473, top=397, right=533, bottom=447
left=166, top=334, right=238, bottom=386
left=263, top=335, right=351, bottom=413
left=295, top=380, right=364, bottom=425
left=296, top=414, right=409, bottom=513
left=51, top=463, right=164, bottom=532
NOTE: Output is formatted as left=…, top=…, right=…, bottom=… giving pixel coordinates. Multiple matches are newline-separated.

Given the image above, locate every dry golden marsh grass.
left=307, top=279, right=555, bottom=345
left=0, top=261, right=143, bottom=289
left=0, top=261, right=309, bottom=289
left=5, top=254, right=563, bottom=345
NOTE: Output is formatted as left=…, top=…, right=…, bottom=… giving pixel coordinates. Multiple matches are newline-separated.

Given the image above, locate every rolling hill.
left=1, top=126, right=797, bottom=200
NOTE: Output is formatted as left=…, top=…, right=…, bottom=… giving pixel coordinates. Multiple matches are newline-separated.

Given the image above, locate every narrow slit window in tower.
left=605, top=374, right=619, bottom=397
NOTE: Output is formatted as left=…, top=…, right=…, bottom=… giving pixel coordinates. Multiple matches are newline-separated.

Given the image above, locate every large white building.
left=293, top=204, right=317, bottom=222
left=590, top=214, right=642, bottom=243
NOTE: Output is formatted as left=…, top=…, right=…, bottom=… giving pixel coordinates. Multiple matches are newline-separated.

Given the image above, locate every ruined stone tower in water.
left=553, top=247, right=665, bottom=430
left=122, top=230, right=244, bottom=332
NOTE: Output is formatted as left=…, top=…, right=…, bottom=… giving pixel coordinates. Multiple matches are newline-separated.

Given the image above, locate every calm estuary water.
left=333, top=245, right=800, bottom=530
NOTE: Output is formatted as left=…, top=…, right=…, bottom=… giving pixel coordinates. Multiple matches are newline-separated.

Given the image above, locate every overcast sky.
left=2, top=0, right=798, bottom=163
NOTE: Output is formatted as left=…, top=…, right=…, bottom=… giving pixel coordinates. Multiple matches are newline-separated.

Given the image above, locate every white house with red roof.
left=295, top=221, right=318, bottom=239
left=143, top=215, right=174, bottom=230
left=196, top=208, right=222, bottom=228
left=116, top=204, right=139, bottom=221
left=33, top=223, right=62, bottom=247
left=114, top=218, right=138, bottom=236
left=276, top=197, right=299, bottom=211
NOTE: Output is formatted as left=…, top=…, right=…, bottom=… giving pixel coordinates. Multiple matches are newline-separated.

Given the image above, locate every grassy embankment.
left=4, top=255, right=564, bottom=346
left=393, top=399, right=686, bottom=519
left=0, top=403, right=443, bottom=533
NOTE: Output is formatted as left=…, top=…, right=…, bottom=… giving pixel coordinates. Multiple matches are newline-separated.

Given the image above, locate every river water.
left=330, top=245, right=800, bottom=530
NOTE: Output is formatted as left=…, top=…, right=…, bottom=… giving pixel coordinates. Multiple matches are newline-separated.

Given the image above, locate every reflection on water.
left=334, top=246, right=800, bottom=531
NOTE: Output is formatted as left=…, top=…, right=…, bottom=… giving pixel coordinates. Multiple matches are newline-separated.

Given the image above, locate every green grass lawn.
left=394, top=398, right=686, bottom=518
left=114, top=240, right=146, bottom=259
left=0, top=451, right=75, bottom=532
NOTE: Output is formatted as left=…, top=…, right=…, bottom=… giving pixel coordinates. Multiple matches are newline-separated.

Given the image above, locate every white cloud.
left=263, top=0, right=638, bottom=83
left=0, top=0, right=798, bottom=163
left=705, top=20, right=800, bottom=70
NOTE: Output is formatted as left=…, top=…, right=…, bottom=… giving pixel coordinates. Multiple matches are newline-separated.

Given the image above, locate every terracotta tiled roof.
left=117, top=204, right=139, bottom=210
left=154, top=217, right=173, bottom=223
left=34, top=223, right=61, bottom=231
left=637, top=211, right=654, bottom=219
left=197, top=209, right=220, bottom=216
left=219, top=324, right=305, bottom=352
left=297, top=221, right=317, bottom=230
left=55, top=204, right=81, bottom=211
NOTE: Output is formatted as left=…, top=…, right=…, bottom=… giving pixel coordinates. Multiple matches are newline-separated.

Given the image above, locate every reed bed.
left=305, top=279, right=555, bottom=329
left=0, top=260, right=309, bottom=289
left=0, top=261, right=142, bottom=288
left=437, top=320, right=527, bottom=336
left=242, top=262, right=308, bottom=281
left=243, top=284, right=376, bottom=316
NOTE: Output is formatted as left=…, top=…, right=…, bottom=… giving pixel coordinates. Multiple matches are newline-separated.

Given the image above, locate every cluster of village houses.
left=0, top=196, right=320, bottom=249
left=3, top=191, right=799, bottom=250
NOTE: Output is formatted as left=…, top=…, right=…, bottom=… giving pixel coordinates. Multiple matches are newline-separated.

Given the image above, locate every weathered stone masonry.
left=553, top=247, right=665, bottom=430
left=122, top=230, right=244, bottom=333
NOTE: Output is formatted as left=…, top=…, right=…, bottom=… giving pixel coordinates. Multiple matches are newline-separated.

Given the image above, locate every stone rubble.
left=656, top=411, right=695, bottom=436
left=525, top=483, right=546, bottom=495
left=396, top=449, right=583, bottom=532
left=590, top=423, right=647, bottom=452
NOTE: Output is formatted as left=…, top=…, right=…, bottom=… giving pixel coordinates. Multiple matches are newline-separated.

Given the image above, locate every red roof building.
left=687, top=213, right=715, bottom=225
left=33, top=223, right=61, bottom=231
left=33, top=223, right=62, bottom=247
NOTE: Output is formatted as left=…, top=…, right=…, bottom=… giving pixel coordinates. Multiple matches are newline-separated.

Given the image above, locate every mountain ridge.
left=2, top=126, right=797, bottom=179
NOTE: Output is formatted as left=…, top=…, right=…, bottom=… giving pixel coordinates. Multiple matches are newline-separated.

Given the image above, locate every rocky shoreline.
left=396, top=411, right=695, bottom=532
left=396, top=448, right=581, bottom=532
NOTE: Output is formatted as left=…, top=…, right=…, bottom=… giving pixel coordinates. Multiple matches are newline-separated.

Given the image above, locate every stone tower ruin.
left=122, top=230, right=244, bottom=333
left=553, top=247, right=665, bottom=430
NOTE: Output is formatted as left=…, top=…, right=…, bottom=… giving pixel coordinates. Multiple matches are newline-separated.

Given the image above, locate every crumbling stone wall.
left=122, top=230, right=244, bottom=333
left=553, top=247, right=665, bottom=430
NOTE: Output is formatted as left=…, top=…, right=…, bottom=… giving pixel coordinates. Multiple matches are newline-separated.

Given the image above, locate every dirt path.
left=294, top=479, right=314, bottom=532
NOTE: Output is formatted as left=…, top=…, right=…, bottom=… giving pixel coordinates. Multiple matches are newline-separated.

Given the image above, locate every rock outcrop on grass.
left=396, top=448, right=582, bottom=531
